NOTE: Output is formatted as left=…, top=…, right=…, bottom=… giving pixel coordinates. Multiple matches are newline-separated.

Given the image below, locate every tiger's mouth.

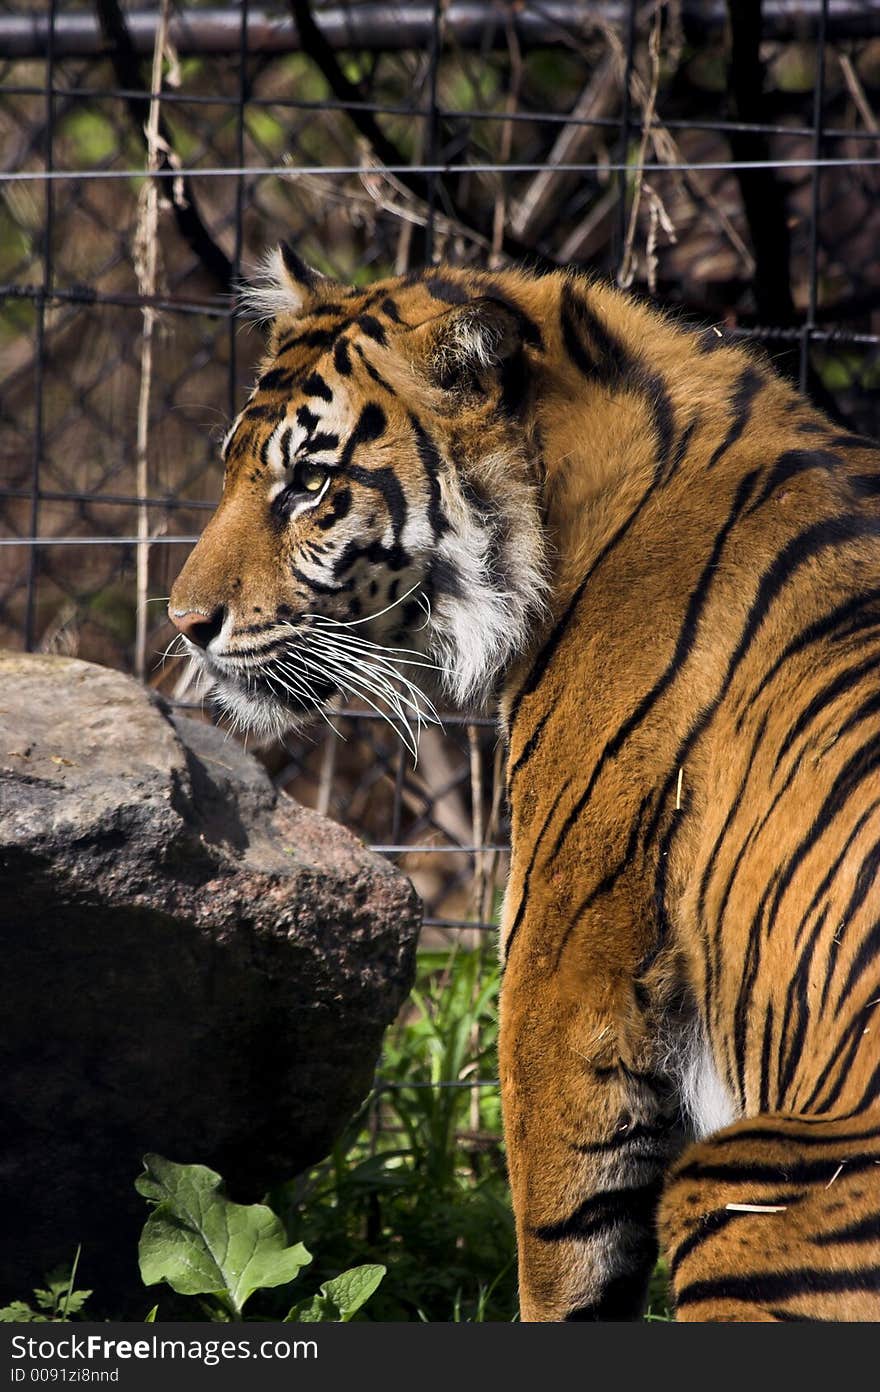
left=198, top=648, right=336, bottom=735
left=178, top=611, right=442, bottom=756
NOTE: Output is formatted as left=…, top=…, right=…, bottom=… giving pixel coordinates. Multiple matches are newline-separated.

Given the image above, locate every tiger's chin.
left=190, top=658, right=333, bottom=741
left=211, top=679, right=316, bottom=741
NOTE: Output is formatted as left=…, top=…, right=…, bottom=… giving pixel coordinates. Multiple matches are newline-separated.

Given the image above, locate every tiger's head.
left=168, top=250, right=548, bottom=741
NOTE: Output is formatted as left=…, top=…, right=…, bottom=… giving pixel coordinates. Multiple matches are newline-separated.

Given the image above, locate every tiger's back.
left=169, top=255, right=880, bottom=1319
left=500, top=274, right=880, bottom=1321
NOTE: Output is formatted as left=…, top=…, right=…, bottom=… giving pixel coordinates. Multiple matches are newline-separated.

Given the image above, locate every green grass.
left=270, top=942, right=516, bottom=1322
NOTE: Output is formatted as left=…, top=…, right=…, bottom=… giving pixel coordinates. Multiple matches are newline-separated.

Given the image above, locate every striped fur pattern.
left=170, top=256, right=880, bottom=1321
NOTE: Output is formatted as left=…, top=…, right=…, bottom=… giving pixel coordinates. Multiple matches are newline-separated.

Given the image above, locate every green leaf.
left=285, top=1265, right=385, bottom=1323
left=320, top=1265, right=385, bottom=1320
left=136, top=1155, right=312, bottom=1317
left=0, top=1302, right=46, bottom=1323
left=284, top=1294, right=327, bottom=1323
left=144, top=1305, right=158, bottom=1323
left=61, top=1290, right=92, bottom=1317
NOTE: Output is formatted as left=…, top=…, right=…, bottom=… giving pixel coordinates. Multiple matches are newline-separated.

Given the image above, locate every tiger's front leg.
left=499, top=916, right=682, bottom=1322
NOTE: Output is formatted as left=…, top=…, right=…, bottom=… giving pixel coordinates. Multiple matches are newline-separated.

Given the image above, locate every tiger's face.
left=168, top=250, right=547, bottom=740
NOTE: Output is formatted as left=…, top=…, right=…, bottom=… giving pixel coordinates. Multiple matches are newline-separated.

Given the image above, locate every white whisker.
left=306, top=634, right=441, bottom=727
left=279, top=651, right=418, bottom=757
left=302, top=580, right=423, bottom=630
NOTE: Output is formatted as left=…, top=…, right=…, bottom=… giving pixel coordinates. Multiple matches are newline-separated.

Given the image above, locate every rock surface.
left=0, top=652, right=420, bottom=1308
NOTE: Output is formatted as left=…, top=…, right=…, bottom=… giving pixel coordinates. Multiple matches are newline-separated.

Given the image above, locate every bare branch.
left=95, top=0, right=233, bottom=292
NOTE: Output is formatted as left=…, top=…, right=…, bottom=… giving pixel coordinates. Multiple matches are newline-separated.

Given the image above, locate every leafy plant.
left=136, top=1155, right=384, bottom=1323
left=0, top=1250, right=92, bottom=1323
left=285, top=1265, right=386, bottom=1323
left=273, top=943, right=516, bottom=1322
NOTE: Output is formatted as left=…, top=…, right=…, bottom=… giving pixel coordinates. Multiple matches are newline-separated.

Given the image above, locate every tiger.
left=169, top=248, right=880, bottom=1321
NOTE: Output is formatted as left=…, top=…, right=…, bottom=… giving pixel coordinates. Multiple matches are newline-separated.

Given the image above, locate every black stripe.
left=813, top=1212, right=880, bottom=1246
left=799, top=1014, right=866, bottom=1113
left=342, top=402, right=386, bottom=456
left=301, top=371, right=333, bottom=402
left=734, top=589, right=880, bottom=733
left=424, top=275, right=470, bottom=304
left=503, top=780, right=572, bottom=962
left=409, top=413, right=450, bottom=539
left=306, top=430, right=340, bottom=455
left=744, top=448, right=840, bottom=515
left=257, top=366, right=297, bottom=393
left=792, top=796, right=880, bottom=957
left=552, top=789, right=658, bottom=968
left=812, top=1022, right=872, bottom=1116
left=673, top=1152, right=880, bottom=1187
left=828, top=433, right=879, bottom=452
left=728, top=515, right=880, bottom=682
left=758, top=1000, right=775, bottom=1112
left=475, top=280, right=544, bottom=349
left=353, top=343, right=396, bottom=393
left=290, top=566, right=346, bottom=595
left=776, top=911, right=826, bottom=1102
left=274, top=325, right=339, bottom=355
left=768, top=735, right=880, bottom=979
left=771, top=653, right=880, bottom=776
left=731, top=876, right=778, bottom=1102
left=279, top=241, right=318, bottom=290
left=676, top=1265, right=880, bottom=1308
left=831, top=841, right=880, bottom=1007
left=296, top=404, right=319, bottom=435
left=669, top=1190, right=806, bottom=1282
left=707, top=1119, right=880, bottom=1148
left=850, top=472, right=880, bottom=498
left=508, top=707, right=552, bottom=782
left=571, top=1118, right=680, bottom=1155
left=242, top=401, right=287, bottom=424
left=533, top=1180, right=663, bottom=1243
left=507, top=472, right=664, bottom=752
left=548, top=471, right=761, bottom=865
left=705, top=365, right=765, bottom=470
left=695, top=712, right=768, bottom=1022
left=356, top=312, right=387, bottom=345
left=559, top=279, right=631, bottom=384
left=660, top=413, right=699, bottom=487
left=333, top=337, right=352, bottom=375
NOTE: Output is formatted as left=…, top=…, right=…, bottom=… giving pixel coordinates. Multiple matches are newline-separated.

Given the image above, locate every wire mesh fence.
left=3, top=0, right=880, bottom=955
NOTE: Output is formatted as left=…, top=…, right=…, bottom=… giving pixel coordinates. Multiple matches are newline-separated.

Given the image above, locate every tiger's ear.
left=240, top=242, right=342, bottom=324
left=410, top=297, right=524, bottom=392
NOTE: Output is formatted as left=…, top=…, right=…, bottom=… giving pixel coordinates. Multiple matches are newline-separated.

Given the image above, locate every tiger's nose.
left=168, top=605, right=226, bottom=649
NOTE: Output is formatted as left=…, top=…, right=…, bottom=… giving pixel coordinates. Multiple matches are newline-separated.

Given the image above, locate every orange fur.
left=171, top=261, right=880, bottom=1320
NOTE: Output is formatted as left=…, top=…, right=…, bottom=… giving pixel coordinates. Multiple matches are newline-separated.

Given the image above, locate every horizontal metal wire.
left=0, top=485, right=217, bottom=511
left=422, top=917, right=498, bottom=931
left=0, top=535, right=201, bottom=546
left=373, top=844, right=509, bottom=855
left=4, top=80, right=880, bottom=145
left=0, top=283, right=233, bottom=318
left=374, top=1079, right=499, bottom=1090
left=169, top=699, right=498, bottom=727
left=6, top=156, right=880, bottom=183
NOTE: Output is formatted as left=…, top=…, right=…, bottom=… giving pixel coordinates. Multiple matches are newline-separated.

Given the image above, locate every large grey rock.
left=0, top=653, right=420, bottom=1307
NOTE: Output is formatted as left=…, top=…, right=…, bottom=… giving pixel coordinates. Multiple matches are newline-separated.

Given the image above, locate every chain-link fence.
left=3, top=0, right=880, bottom=941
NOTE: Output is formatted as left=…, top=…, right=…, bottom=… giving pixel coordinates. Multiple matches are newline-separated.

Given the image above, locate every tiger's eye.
left=298, top=462, right=328, bottom=493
